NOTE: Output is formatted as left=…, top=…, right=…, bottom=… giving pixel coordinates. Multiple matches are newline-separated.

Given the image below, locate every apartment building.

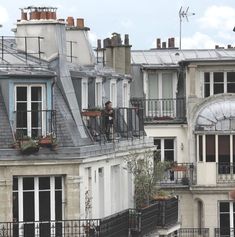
left=0, top=6, right=154, bottom=237
left=131, top=38, right=235, bottom=236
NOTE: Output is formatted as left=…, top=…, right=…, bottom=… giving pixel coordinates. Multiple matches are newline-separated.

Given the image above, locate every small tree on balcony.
left=126, top=149, right=170, bottom=209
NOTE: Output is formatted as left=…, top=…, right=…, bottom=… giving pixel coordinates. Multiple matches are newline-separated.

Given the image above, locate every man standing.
left=102, top=101, right=114, bottom=141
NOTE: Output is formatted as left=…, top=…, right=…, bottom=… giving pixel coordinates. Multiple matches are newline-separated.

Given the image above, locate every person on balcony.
left=102, top=101, right=114, bottom=141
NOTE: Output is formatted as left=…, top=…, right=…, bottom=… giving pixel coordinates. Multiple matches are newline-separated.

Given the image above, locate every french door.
left=13, top=176, right=63, bottom=237
left=15, top=85, right=46, bottom=138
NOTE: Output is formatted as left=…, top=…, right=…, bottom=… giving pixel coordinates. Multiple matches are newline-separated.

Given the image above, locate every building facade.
left=131, top=39, right=235, bottom=236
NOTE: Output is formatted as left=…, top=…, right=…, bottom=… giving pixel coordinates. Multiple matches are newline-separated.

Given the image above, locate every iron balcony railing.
left=82, top=107, right=145, bottom=143
left=160, top=163, right=195, bottom=187
left=216, top=163, right=235, bottom=183
left=177, top=228, right=210, bottom=237
left=215, top=228, right=235, bottom=237
left=14, top=110, right=57, bottom=141
left=130, top=97, right=186, bottom=123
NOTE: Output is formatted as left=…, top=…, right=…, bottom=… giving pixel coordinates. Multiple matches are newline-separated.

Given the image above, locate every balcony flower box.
left=171, top=165, right=187, bottom=172
left=81, top=111, right=102, bottom=117
left=38, top=135, right=52, bottom=146
left=20, top=138, right=39, bottom=155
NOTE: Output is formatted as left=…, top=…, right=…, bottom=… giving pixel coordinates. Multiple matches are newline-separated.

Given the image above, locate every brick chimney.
left=76, top=18, right=84, bottom=28
left=67, top=17, right=74, bottom=26
left=156, top=38, right=161, bottom=49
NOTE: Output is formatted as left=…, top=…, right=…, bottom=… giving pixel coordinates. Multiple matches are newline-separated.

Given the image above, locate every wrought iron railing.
left=215, top=228, right=234, bottom=237
left=160, top=163, right=195, bottom=186
left=217, top=163, right=235, bottom=183
left=81, top=107, right=145, bottom=143
left=130, top=97, right=186, bottom=123
left=177, top=228, right=210, bottom=237
left=14, top=110, right=57, bottom=141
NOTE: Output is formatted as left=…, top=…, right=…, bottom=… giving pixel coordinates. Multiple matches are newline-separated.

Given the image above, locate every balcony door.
left=15, top=85, right=46, bottom=138
left=13, top=176, right=63, bottom=237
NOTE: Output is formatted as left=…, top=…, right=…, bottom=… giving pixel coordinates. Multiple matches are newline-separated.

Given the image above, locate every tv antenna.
left=179, top=7, right=195, bottom=49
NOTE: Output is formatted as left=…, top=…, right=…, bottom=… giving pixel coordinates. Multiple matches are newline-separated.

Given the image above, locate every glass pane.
left=165, top=151, right=174, bottom=162
left=55, top=177, right=62, bottom=190
left=206, top=135, right=215, bottom=162
left=227, top=72, right=235, bottom=82
left=23, top=192, right=34, bottom=221
left=220, top=202, right=229, bottom=212
left=164, top=139, right=174, bottom=149
left=31, top=87, right=42, bottom=101
left=13, top=192, right=18, bottom=222
left=204, top=72, right=210, bottom=83
left=55, top=191, right=62, bottom=220
left=162, top=73, right=173, bottom=99
left=227, top=72, right=235, bottom=93
left=154, top=139, right=161, bottom=149
left=148, top=73, right=158, bottom=99
left=39, top=177, right=50, bottom=190
left=218, top=135, right=230, bottom=162
left=39, top=191, right=50, bottom=221
left=214, top=72, right=224, bottom=82
left=17, top=87, right=27, bottom=101
left=199, top=135, right=203, bottom=162
left=23, top=177, right=34, bottom=190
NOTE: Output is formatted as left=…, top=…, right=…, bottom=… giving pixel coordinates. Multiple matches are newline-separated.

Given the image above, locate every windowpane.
left=218, top=135, right=230, bottom=163
left=148, top=73, right=158, bottom=99
left=227, top=72, right=235, bottom=93
left=39, top=192, right=50, bottom=221
left=13, top=192, right=18, bottom=222
left=220, top=202, right=229, bottom=212
left=16, top=87, right=27, bottom=101
left=13, top=177, right=18, bottom=191
left=23, top=192, right=34, bottom=221
left=204, top=73, right=210, bottom=97
left=164, top=139, right=174, bottom=149
left=199, top=135, right=203, bottom=162
left=39, top=177, right=50, bottom=190
left=213, top=72, right=224, bottom=94
left=31, top=87, right=42, bottom=101
left=55, top=177, right=62, bottom=190
left=165, top=150, right=174, bottom=162
left=55, top=191, right=62, bottom=220
left=154, top=139, right=161, bottom=149
left=206, top=135, right=215, bottom=162
left=23, top=177, right=34, bottom=190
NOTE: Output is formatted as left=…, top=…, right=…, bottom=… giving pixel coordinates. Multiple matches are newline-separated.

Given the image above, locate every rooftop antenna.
left=179, top=6, right=195, bottom=50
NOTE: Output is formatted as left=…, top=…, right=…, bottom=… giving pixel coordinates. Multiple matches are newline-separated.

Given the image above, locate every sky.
left=0, top=0, right=235, bottom=49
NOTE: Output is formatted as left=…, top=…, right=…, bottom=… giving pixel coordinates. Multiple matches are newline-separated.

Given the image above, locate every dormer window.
left=15, top=85, right=46, bottom=138
left=81, top=78, right=88, bottom=110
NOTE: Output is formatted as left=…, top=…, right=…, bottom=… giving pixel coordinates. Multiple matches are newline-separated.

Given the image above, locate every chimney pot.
left=228, top=44, right=232, bottom=49
left=40, top=11, right=47, bottom=20
left=124, top=34, right=129, bottom=46
left=162, top=42, right=166, bottom=48
left=77, top=18, right=84, bottom=28
left=168, top=38, right=171, bottom=48
left=67, top=16, right=74, bottom=26
left=215, top=45, right=219, bottom=49
left=171, top=37, right=175, bottom=48
left=21, top=12, right=28, bottom=21
left=30, top=11, right=40, bottom=20
left=156, top=38, right=161, bottom=49
left=97, top=39, right=102, bottom=49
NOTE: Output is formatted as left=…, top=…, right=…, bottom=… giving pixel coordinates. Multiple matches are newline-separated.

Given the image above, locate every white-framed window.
left=15, top=84, right=46, bottom=138
left=219, top=201, right=235, bottom=233
left=81, top=78, right=88, bottom=110
left=154, top=138, right=175, bottom=162
left=204, top=71, right=235, bottom=97
left=13, top=176, right=63, bottom=236
left=95, top=78, right=103, bottom=107
left=110, top=79, right=117, bottom=107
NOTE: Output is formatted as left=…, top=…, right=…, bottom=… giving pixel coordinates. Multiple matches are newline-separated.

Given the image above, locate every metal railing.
left=217, top=163, right=235, bottom=183
left=130, top=97, right=186, bottom=123
left=177, top=228, right=210, bottom=237
left=14, top=110, right=57, bottom=141
left=0, top=36, right=44, bottom=63
left=0, top=219, right=101, bottom=237
left=215, top=228, right=235, bottom=237
left=160, top=163, right=195, bottom=186
left=82, top=107, right=145, bottom=143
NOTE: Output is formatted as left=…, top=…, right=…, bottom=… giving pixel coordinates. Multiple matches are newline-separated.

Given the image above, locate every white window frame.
left=14, top=84, right=46, bottom=137
left=13, top=176, right=64, bottom=236
left=122, top=81, right=130, bottom=108
left=110, top=79, right=117, bottom=107
left=219, top=201, right=235, bottom=230
left=95, top=78, right=103, bottom=107
left=81, top=78, right=88, bottom=110
left=155, top=138, right=176, bottom=162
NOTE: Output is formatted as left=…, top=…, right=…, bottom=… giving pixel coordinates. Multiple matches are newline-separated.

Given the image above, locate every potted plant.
left=38, top=134, right=53, bottom=147
left=181, top=176, right=189, bottom=185
left=20, top=137, right=39, bottom=155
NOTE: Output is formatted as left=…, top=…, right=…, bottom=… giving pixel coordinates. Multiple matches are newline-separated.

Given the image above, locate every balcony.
left=178, top=228, right=210, bottom=237
left=217, top=163, right=235, bottom=184
left=14, top=110, right=57, bottom=141
left=159, top=163, right=195, bottom=187
left=0, top=198, right=178, bottom=237
left=130, top=98, right=186, bottom=124
left=82, top=107, right=145, bottom=143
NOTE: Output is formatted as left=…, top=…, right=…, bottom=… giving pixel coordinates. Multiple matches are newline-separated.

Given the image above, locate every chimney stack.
left=97, top=39, right=102, bottom=49
left=171, top=38, right=175, bottom=48
left=168, top=38, right=171, bottom=48
left=67, top=16, right=74, bottom=26
left=228, top=44, right=232, bottom=49
left=156, top=38, right=161, bottom=49
left=162, top=42, right=166, bottom=48
left=77, top=18, right=84, bottom=28
left=21, top=11, right=28, bottom=21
